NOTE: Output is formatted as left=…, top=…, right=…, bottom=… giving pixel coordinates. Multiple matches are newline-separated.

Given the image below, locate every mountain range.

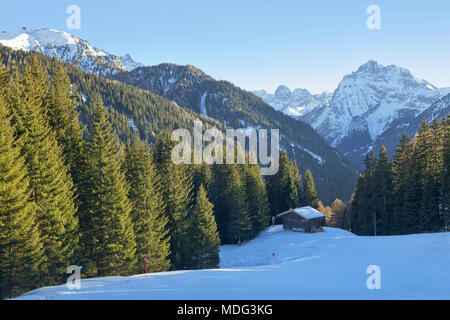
left=0, top=28, right=358, bottom=204
left=0, top=28, right=142, bottom=76
left=110, top=63, right=358, bottom=203
left=255, top=61, right=450, bottom=168
left=253, top=86, right=332, bottom=118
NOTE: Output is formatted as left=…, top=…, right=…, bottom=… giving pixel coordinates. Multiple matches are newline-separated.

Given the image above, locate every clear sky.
left=1, top=0, right=449, bottom=94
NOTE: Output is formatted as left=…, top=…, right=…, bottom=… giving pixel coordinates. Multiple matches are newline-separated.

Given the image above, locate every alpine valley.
left=0, top=28, right=357, bottom=204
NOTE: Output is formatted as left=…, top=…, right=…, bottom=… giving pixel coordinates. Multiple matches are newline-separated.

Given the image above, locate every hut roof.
left=276, top=206, right=325, bottom=220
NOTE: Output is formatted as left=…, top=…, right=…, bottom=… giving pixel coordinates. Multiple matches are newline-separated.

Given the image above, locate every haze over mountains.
left=255, top=61, right=450, bottom=168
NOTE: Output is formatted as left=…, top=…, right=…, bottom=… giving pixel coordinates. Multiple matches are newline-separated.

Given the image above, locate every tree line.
left=0, top=57, right=323, bottom=298
left=350, top=118, right=449, bottom=235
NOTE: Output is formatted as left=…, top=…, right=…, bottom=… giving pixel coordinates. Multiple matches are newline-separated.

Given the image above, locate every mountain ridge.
left=0, top=28, right=359, bottom=203
left=0, top=28, right=144, bottom=76
left=256, top=60, right=448, bottom=168
left=110, top=63, right=358, bottom=203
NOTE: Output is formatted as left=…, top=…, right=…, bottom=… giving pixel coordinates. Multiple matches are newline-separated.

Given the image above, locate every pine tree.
left=415, top=119, right=442, bottom=231
left=300, top=170, right=319, bottom=209
left=11, top=56, right=79, bottom=284
left=266, top=151, right=299, bottom=216
left=442, top=117, right=450, bottom=227
left=391, top=133, right=416, bottom=234
left=152, top=134, right=195, bottom=269
left=79, top=96, right=136, bottom=276
left=46, top=62, right=86, bottom=193
left=0, top=95, right=43, bottom=298
left=191, top=162, right=213, bottom=198
left=226, top=164, right=252, bottom=243
left=188, top=185, right=220, bottom=269
left=124, top=141, right=171, bottom=273
left=351, top=150, right=377, bottom=235
left=209, top=160, right=253, bottom=244
left=351, top=118, right=448, bottom=236
left=373, top=146, right=393, bottom=235
left=242, top=162, right=270, bottom=238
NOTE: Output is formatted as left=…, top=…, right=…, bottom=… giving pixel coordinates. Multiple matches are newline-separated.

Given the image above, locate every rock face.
left=0, top=28, right=143, bottom=76
left=256, top=61, right=446, bottom=168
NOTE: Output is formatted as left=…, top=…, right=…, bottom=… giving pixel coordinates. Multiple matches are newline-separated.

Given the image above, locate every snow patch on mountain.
left=0, top=28, right=144, bottom=76
left=127, top=117, right=138, bottom=132
left=290, top=142, right=324, bottom=165
left=200, top=91, right=208, bottom=116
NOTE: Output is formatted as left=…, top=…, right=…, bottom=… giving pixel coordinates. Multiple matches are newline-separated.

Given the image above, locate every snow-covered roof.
left=276, top=206, right=325, bottom=220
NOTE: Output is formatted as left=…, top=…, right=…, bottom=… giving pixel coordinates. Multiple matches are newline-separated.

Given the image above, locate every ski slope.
left=14, top=226, right=450, bottom=300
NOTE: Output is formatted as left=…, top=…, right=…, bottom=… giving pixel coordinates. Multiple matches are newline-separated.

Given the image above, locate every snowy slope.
left=0, top=28, right=143, bottom=76
left=14, top=226, right=450, bottom=300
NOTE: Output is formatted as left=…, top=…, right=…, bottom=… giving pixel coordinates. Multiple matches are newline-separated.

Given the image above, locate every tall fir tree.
left=187, top=185, right=220, bottom=269
left=210, top=163, right=251, bottom=244
left=0, top=93, right=43, bottom=299
left=373, top=146, right=393, bottom=235
left=46, top=62, right=86, bottom=195
left=79, top=96, right=136, bottom=276
left=442, top=117, right=450, bottom=227
left=390, top=132, right=424, bottom=234
left=415, top=119, right=442, bottom=231
left=124, top=141, right=171, bottom=273
left=152, top=134, right=195, bottom=269
left=300, top=169, right=319, bottom=209
left=191, top=162, right=213, bottom=198
left=242, top=162, right=270, bottom=238
left=351, top=150, right=377, bottom=235
left=10, top=56, right=79, bottom=284
left=266, top=151, right=299, bottom=216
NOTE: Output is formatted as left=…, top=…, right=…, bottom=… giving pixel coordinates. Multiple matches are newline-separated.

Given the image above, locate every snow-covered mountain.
left=0, top=28, right=143, bottom=76
left=253, top=86, right=332, bottom=117
left=298, top=61, right=445, bottom=167
left=0, top=28, right=358, bottom=202
left=120, top=53, right=144, bottom=71
left=256, top=61, right=448, bottom=168
left=303, top=61, right=440, bottom=145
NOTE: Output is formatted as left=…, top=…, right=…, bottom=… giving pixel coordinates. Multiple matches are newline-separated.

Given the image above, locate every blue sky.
left=1, top=0, right=449, bottom=93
